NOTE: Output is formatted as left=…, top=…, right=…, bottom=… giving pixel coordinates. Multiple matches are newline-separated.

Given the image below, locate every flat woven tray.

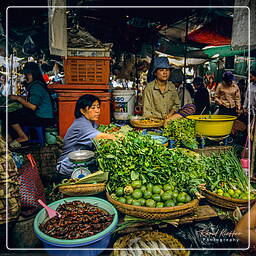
left=106, top=193, right=199, bottom=220
left=130, top=119, right=163, bottom=128
left=113, top=231, right=190, bottom=256
left=200, top=188, right=256, bottom=210
left=59, top=183, right=106, bottom=196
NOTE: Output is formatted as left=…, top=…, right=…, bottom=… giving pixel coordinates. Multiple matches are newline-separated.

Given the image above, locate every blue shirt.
left=27, top=81, right=53, bottom=119
left=57, top=116, right=100, bottom=175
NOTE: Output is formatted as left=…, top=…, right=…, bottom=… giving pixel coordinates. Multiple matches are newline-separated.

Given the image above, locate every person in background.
left=243, top=70, right=256, bottom=116
left=8, top=62, right=55, bottom=146
left=237, top=79, right=247, bottom=107
left=170, top=68, right=193, bottom=106
left=56, top=94, right=122, bottom=180
left=142, top=57, right=180, bottom=121
left=193, top=77, right=210, bottom=115
left=205, top=75, right=217, bottom=91
left=214, top=71, right=241, bottom=116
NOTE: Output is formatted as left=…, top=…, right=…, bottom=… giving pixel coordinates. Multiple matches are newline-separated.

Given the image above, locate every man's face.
left=155, top=68, right=170, bottom=82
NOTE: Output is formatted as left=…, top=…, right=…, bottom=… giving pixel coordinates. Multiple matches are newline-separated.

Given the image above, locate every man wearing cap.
left=142, top=57, right=180, bottom=121
left=214, top=71, right=241, bottom=116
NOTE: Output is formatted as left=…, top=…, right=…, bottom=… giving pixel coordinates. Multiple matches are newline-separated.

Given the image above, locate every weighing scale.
left=68, top=150, right=95, bottom=179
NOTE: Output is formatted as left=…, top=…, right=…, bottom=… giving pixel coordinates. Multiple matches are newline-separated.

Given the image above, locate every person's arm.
left=235, top=202, right=256, bottom=245
left=9, top=95, right=36, bottom=111
left=95, top=132, right=122, bottom=140
left=234, top=85, right=241, bottom=112
left=142, top=86, right=154, bottom=118
left=214, top=85, right=222, bottom=105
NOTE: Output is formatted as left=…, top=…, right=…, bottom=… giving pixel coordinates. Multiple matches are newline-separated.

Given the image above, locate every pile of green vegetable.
left=162, top=118, right=198, bottom=149
left=201, top=149, right=255, bottom=200
left=95, top=131, right=206, bottom=206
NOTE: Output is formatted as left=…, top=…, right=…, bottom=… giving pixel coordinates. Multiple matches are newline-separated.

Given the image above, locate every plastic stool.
left=23, top=126, right=45, bottom=147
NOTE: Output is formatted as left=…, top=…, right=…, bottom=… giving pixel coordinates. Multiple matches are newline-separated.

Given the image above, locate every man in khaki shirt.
left=143, top=57, right=180, bottom=120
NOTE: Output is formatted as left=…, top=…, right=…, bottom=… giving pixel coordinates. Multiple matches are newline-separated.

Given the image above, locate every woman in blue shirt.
left=56, top=94, right=120, bottom=179
left=9, top=62, right=54, bottom=145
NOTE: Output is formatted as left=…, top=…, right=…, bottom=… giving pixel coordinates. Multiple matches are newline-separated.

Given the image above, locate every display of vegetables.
left=39, top=201, right=114, bottom=239
left=201, top=149, right=255, bottom=200
left=162, top=118, right=198, bottom=149
left=96, top=132, right=206, bottom=205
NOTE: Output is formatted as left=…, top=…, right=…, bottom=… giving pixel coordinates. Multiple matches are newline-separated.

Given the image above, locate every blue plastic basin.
left=34, top=197, right=118, bottom=256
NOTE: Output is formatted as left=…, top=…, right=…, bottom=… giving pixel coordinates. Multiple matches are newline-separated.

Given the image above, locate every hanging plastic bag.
left=22, top=35, right=37, bottom=55
left=18, top=154, right=46, bottom=211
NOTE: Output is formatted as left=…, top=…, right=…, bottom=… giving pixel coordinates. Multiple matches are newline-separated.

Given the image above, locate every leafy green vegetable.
left=162, top=118, right=198, bottom=149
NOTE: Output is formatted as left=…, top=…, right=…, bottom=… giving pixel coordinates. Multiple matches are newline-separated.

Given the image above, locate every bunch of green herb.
left=162, top=118, right=198, bottom=149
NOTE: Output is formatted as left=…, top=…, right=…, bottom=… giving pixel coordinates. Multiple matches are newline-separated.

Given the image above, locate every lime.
left=143, top=190, right=152, bottom=199
left=141, top=185, right=147, bottom=193
left=163, top=184, right=173, bottom=191
left=132, top=189, right=142, bottom=199
left=165, top=200, right=175, bottom=207
left=217, top=189, right=224, bottom=195
left=233, top=193, right=240, bottom=199
left=126, top=198, right=133, bottom=205
left=146, top=183, right=153, bottom=192
left=177, top=193, right=187, bottom=203
left=161, top=191, right=172, bottom=201
left=118, top=197, right=126, bottom=204
left=172, top=191, right=179, bottom=199
left=146, top=199, right=156, bottom=207
left=132, top=200, right=141, bottom=206
left=156, top=202, right=164, bottom=208
left=124, top=185, right=134, bottom=195
left=111, top=193, right=118, bottom=200
left=139, top=198, right=146, bottom=206
left=241, top=193, right=248, bottom=200
left=235, top=189, right=242, bottom=195
left=185, top=194, right=192, bottom=203
left=228, top=189, right=235, bottom=196
left=125, top=195, right=132, bottom=200
left=176, top=202, right=184, bottom=206
left=115, top=187, right=124, bottom=196
left=131, top=180, right=142, bottom=189
left=152, top=185, right=161, bottom=194
left=223, top=193, right=231, bottom=198
left=152, top=194, right=161, bottom=202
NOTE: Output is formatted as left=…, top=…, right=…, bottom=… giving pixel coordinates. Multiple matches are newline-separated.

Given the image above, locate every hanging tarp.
left=231, top=0, right=256, bottom=50
left=48, top=0, right=67, bottom=56
left=155, top=51, right=208, bottom=67
left=202, top=45, right=247, bottom=58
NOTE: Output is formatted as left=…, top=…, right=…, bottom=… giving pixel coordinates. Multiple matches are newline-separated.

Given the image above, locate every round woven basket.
left=201, top=189, right=256, bottom=210
left=113, top=231, right=190, bottom=256
left=106, top=193, right=199, bottom=220
left=130, top=119, right=163, bottom=128
left=59, top=183, right=106, bottom=196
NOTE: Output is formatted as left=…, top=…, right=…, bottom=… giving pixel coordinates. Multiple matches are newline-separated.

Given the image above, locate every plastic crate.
left=64, top=57, right=111, bottom=85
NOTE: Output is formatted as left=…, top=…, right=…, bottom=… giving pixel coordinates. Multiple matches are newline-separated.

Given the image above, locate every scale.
left=68, top=150, right=95, bottom=179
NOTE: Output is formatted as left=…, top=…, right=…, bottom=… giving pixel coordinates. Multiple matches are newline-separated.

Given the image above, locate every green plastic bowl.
left=34, top=197, right=118, bottom=246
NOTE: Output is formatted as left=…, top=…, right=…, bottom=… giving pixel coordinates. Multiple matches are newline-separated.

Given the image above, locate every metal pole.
left=182, top=11, right=189, bottom=106
left=10, top=48, right=14, bottom=94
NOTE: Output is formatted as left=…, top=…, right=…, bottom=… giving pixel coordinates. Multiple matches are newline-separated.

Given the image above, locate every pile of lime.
left=215, top=188, right=256, bottom=200
left=111, top=180, right=193, bottom=207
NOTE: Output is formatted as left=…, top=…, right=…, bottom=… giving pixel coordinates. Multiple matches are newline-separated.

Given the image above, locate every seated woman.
left=56, top=94, right=121, bottom=180
left=143, top=57, right=180, bottom=121
left=8, top=62, right=55, bottom=146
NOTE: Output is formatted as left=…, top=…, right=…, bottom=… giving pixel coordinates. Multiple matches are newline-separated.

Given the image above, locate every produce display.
left=130, top=118, right=163, bottom=128
left=162, top=118, right=198, bottom=149
left=96, top=131, right=206, bottom=207
left=39, top=201, right=114, bottom=239
left=201, top=150, right=255, bottom=200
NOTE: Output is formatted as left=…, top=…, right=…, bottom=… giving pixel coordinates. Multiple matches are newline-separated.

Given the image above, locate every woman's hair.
left=75, top=94, right=101, bottom=118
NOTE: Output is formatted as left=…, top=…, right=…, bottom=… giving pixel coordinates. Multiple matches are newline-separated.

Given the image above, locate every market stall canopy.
left=155, top=51, right=208, bottom=67
left=231, top=0, right=256, bottom=50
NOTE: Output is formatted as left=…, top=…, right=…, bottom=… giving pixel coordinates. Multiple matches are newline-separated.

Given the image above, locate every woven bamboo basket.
left=130, top=119, right=163, bottom=128
left=113, top=231, right=190, bottom=256
left=200, top=188, right=256, bottom=210
left=59, top=183, right=106, bottom=196
left=106, top=193, right=199, bottom=220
